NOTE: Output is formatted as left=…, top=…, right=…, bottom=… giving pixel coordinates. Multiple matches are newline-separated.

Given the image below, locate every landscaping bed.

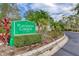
left=14, top=32, right=63, bottom=55
left=0, top=31, right=64, bottom=56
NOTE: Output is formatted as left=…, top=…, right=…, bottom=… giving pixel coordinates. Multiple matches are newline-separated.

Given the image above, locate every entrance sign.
left=9, top=20, right=37, bottom=47
left=12, top=20, right=36, bottom=36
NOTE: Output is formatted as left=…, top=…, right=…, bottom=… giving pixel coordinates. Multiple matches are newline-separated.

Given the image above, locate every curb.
left=39, top=35, right=68, bottom=56
left=16, top=34, right=69, bottom=56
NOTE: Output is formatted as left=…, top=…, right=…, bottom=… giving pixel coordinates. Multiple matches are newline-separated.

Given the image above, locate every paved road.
left=53, top=32, right=79, bottom=56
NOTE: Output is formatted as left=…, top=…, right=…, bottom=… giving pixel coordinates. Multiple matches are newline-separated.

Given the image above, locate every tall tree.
left=74, top=3, right=79, bottom=15
left=0, top=3, right=20, bottom=19
left=26, top=10, right=54, bottom=33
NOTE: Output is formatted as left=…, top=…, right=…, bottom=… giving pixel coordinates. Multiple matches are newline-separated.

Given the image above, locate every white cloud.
left=43, top=3, right=57, bottom=7
left=19, top=3, right=75, bottom=20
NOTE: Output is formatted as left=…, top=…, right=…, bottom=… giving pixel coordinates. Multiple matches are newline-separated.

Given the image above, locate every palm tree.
left=74, top=3, right=79, bottom=15
left=26, top=10, right=52, bottom=32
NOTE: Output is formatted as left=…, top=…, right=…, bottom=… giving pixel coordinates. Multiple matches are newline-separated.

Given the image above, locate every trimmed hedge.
left=14, top=34, right=42, bottom=47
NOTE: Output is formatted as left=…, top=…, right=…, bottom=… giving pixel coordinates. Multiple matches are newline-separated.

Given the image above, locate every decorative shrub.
left=14, top=34, right=42, bottom=47
left=0, top=28, right=5, bottom=33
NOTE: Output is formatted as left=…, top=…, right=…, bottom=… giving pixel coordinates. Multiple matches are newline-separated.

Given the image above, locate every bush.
left=0, top=27, right=5, bottom=33
left=14, top=34, right=42, bottom=47
left=48, top=30, right=63, bottom=39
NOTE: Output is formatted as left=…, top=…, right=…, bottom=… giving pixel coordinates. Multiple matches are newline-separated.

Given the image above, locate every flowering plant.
left=0, top=17, right=11, bottom=45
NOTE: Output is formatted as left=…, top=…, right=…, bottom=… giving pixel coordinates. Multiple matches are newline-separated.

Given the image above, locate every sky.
left=17, top=3, right=77, bottom=21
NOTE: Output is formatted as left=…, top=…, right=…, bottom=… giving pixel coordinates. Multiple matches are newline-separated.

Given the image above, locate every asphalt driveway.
left=53, top=32, right=79, bottom=56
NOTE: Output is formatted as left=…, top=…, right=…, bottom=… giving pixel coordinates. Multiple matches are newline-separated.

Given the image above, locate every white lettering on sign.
left=17, top=24, right=34, bottom=31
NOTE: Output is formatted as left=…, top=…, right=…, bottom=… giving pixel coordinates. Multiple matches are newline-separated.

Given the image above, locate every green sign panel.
left=10, top=20, right=37, bottom=47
